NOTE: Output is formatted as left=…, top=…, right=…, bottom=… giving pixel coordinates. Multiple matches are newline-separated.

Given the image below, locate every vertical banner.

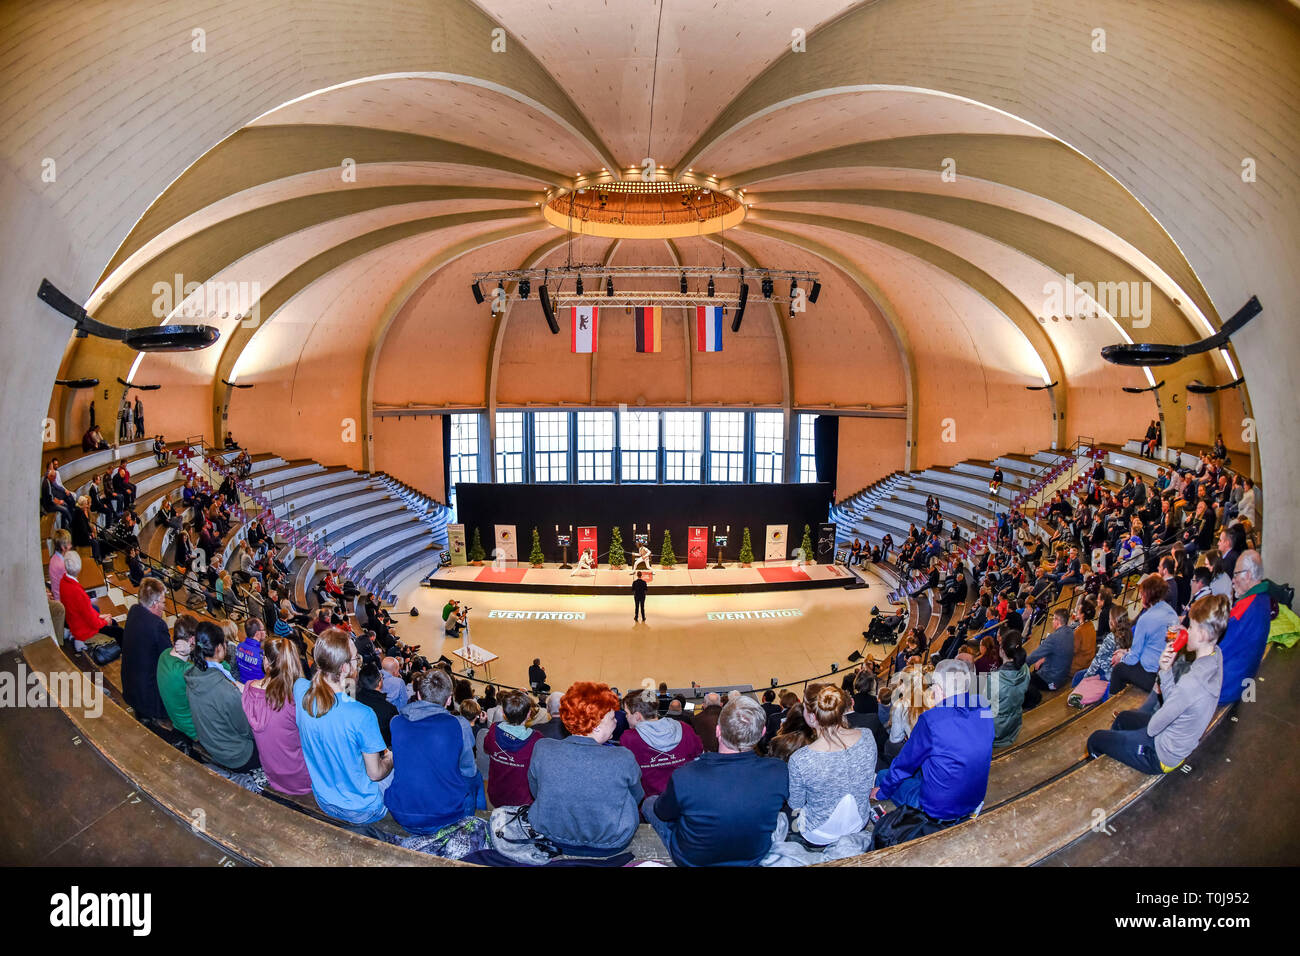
left=765, top=524, right=788, bottom=562
left=447, top=524, right=467, bottom=566
left=571, top=306, right=598, bottom=353
left=576, top=526, right=598, bottom=566
left=816, top=522, right=837, bottom=563
left=494, top=524, right=517, bottom=562
left=687, top=526, right=709, bottom=569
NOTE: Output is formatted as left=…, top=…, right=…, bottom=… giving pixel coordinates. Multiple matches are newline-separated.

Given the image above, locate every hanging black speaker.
left=731, top=282, right=749, bottom=332
left=470, top=281, right=485, bottom=304
left=539, top=285, right=560, bottom=334
left=808, top=280, right=821, bottom=304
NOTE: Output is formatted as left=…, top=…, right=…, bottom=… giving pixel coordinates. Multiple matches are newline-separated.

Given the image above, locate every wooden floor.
left=397, top=565, right=897, bottom=693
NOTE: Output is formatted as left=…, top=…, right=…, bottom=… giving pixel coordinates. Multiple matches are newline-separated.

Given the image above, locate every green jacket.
left=184, top=663, right=255, bottom=769
left=988, top=663, right=1029, bottom=749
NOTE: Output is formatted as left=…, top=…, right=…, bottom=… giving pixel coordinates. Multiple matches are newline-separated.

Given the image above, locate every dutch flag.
left=696, top=305, right=723, bottom=352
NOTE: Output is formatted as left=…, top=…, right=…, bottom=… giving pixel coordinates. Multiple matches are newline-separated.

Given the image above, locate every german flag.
left=634, top=306, right=662, bottom=353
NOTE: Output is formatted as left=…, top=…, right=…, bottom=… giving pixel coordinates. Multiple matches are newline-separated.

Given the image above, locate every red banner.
left=576, top=526, right=598, bottom=566
left=688, top=526, right=709, bottom=569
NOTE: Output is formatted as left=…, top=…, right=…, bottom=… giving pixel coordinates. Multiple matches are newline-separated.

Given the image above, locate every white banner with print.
left=494, top=524, right=518, bottom=562
left=765, top=524, right=788, bottom=562
left=447, top=524, right=467, bottom=566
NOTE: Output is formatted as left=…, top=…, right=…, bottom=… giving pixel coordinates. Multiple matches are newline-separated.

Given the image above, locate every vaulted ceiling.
left=47, top=0, right=1262, bottom=471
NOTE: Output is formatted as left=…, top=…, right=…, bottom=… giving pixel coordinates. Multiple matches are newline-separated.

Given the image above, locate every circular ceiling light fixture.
left=545, top=178, right=744, bottom=238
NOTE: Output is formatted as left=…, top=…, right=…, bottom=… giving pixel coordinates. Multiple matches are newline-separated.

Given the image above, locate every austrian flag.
left=571, top=306, right=598, bottom=353
left=696, top=305, right=723, bottom=351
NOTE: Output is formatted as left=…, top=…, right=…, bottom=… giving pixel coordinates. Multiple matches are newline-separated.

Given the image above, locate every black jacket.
left=121, top=604, right=171, bottom=720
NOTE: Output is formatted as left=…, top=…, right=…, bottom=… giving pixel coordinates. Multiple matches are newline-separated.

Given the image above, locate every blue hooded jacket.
left=876, top=692, right=994, bottom=820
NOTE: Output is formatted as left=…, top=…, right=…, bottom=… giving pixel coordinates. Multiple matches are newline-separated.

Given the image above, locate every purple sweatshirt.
left=241, top=684, right=313, bottom=795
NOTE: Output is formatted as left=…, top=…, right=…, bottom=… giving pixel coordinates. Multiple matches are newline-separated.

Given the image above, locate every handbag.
left=87, top=637, right=121, bottom=666
left=868, top=804, right=965, bottom=850
left=1068, top=675, right=1108, bottom=709
left=489, top=805, right=560, bottom=865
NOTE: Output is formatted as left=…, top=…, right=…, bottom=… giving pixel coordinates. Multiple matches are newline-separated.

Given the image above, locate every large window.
left=533, top=412, right=569, bottom=482
left=447, top=413, right=480, bottom=511
left=664, top=412, right=703, bottom=482
left=576, top=411, right=614, bottom=482
left=754, top=412, right=784, bottom=483
left=708, top=411, right=745, bottom=482
left=495, top=411, right=525, bottom=483
left=620, top=410, right=659, bottom=482
left=798, top=413, right=819, bottom=483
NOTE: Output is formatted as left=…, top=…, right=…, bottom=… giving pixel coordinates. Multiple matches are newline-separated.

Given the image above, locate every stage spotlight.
left=606, top=275, right=615, bottom=297
left=707, top=275, right=715, bottom=297
left=491, top=285, right=505, bottom=315
left=761, top=275, right=773, bottom=298
left=830, top=662, right=840, bottom=673
left=575, top=275, right=584, bottom=296
left=731, top=282, right=749, bottom=333
left=680, top=272, right=687, bottom=294
left=770, top=677, right=779, bottom=688
left=539, top=285, right=560, bottom=334
left=471, top=281, right=485, bottom=304
left=808, top=280, right=821, bottom=304
left=519, top=278, right=531, bottom=300
left=790, top=278, right=798, bottom=299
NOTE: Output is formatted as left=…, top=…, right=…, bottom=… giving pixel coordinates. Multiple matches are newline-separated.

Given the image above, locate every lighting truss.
left=472, top=265, right=818, bottom=306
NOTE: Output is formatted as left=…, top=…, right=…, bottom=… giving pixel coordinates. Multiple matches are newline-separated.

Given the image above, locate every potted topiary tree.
left=660, top=529, right=677, bottom=568
left=608, top=525, right=626, bottom=569
left=469, top=528, right=486, bottom=565
left=800, top=524, right=816, bottom=564
left=738, top=527, right=754, bottom=566
left=528, top=527, right=545, bottom=568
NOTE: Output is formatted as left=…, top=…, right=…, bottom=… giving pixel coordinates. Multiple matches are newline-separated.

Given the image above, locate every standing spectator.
left=644, top=696, right=789, bottom=867
left=157, top=615, right=199, bottom=741
left=787, top=685, right=877, bottom=846
left=528, top=657, right=550, bottom=694
left=120, top=577, right=171, bottom=721
left=384, top=668, right=481, bottom=833
left=692, top=691, right=724, bottom=752
left=987, top=628, right=1030, bottom=749
left=133, top=397, right=144, bottom=440
left=870, top=660, right=995, bottom=848
left=1088, top=595, right=1228, bottom=773
left=1109, top=574, right=1180, bottom=696
left=620, top=685, right=703, bottom=800
left=527, top=682, right=643, bottom=856
left=184, top=622, right=260, bottom=773
left=295, top=628, right=392, bottom=825
left=241, top=637, right=312, bottom=795
left=1218, top=551, right=1271, bottom=706
left=483, top=690, right=541, bottom=808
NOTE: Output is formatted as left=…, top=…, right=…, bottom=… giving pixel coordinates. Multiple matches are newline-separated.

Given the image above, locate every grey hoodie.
left=635, top=714, right=684, bottom=752
left=184, top=663, right=255, bottom=769
left=1149, top=650, right=1222, bottom=769
left=987, top=663, right=1029, bottom=748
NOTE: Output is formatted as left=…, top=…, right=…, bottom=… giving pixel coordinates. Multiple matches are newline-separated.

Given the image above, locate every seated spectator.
left=974, top=634, right=1000, bottom=674
left=48, top=528, right=72, bottom=603
left=483, top=690, right=541, bottom=808
left=311, top=607, right=331, bottom=636
left=355, top=663, right=399, bottom=747
left=120, top=577, right=172, bottom=722
left=987, top=628, right=1030, bottom=748
left=1070, top=596, right=1098, bottom=675
left=185, top=621, right=260, bottom=773
left=527, top=682, right=643, bottom=856
left=769, top=691, right=818, bottom=762
left=234, top=618, right=267, bottom=683
left=1071, top=607, right=1133, bottom=704
left=531, top=690, right=567, bottom=739
left=1088, top=595, right=1228, bottom=773
left=787, top=685, right=877, bottom=846
left=379, top=656, right=410, bottom=710
left=870, top=660, right=995, bottom=848
left=241, top=637, right=312, bottom=795
left=59, top=551, right=125, bottom=650
left=295, top=629, right=393, bottom=826
left=692, top=691, right=724, bottom=752
left=1026, top=609, right=1075, bottom=696
left=384, top=668, right=481, bottom=833
left=156, top=615, right=199, bottom=740
left=1110, top=574, right=1180, bottom=696
left=620, top=685, right=704, bottom=801
left=765, top=690, right=799, bottom=741
left=1218, top=550, right=1271, bottom=705
left=645, top=695, right=789, bottom=866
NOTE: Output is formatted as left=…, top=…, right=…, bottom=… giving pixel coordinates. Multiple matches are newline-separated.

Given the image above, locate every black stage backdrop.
left=455, top=482, right=833, bottom=563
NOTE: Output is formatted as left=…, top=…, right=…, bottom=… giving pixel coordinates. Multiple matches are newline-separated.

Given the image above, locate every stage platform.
left=423, top=560, right=857, bottom=595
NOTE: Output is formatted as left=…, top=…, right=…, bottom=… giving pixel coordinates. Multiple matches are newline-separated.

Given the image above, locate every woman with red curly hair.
left=526, top=681, right=643, bottom=856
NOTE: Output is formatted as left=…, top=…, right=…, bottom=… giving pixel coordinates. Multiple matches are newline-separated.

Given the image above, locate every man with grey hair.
left=869, top=658, right=994, bottom=848
left=644, top=695, right=789, bottom=866
left=120, top=576, right=171, bottom=722
left=693, top=691, right=724, bottom=752
left=533, top=689, right=567, bottom=739
left=1218, top=549, right=1271, bottom=706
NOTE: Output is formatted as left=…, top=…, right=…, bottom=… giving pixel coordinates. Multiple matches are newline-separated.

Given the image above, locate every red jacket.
left=60, top=575, right=108, bottom=642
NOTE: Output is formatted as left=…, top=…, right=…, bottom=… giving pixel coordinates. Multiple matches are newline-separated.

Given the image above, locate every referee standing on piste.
left=633, top=571, right=648, bottom=622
